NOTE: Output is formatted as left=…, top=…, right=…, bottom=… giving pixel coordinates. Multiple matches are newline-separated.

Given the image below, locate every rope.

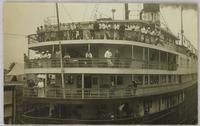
left=60, top=3, right=74, bottom=22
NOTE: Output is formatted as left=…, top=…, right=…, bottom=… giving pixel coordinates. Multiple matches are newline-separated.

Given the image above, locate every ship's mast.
left=56, top=3, right=65, bottom=98
left=180, top=5, right=184, bottom=46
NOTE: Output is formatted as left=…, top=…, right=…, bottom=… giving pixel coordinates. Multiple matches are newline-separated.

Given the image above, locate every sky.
left=3, top=2, right=198, bottom=69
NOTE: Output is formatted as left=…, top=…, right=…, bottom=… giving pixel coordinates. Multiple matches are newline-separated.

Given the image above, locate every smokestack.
left=125, top=3, right=129, bottom=20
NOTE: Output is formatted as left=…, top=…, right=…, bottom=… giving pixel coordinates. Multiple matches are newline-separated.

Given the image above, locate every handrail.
left=23, top=81, right=193, bottom=99
left=27, top=28, right=196, bottom=57
left=25, top=58, right=176, bottom=70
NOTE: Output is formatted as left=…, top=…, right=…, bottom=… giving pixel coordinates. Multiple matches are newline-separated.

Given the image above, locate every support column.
left=132, top=45, right=134, bottom=59
left=132, top=74, right=134, bottom=81
left=166, top=75, right=168, bottom=84
left=142, top=47, right=145, bottom=60
left=142, top=75, right=145, bottom=85
left=88, top=44, right=91, bottom=51
left=158, top=50, right=160, bottom=69
left=82, top=74, right=84, bottom=99
left=166, top=52, right=169, bottom=70
left=148, top=74, right=150, bottom=85
left=59, top=43, right=65, bottom=98
left=28, top=49, right=30, bottom=58
left=59, top=104, right=61, bottom=118
left=147, top=48, right=149, bottom=69
left=52, top=44, right=55, bottom=54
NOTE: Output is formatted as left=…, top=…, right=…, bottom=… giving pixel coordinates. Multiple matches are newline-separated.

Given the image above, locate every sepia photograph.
left=3, top=1, right=198, bottom=124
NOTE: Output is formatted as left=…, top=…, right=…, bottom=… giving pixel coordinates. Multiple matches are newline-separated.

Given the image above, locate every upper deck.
left=27, top=20, right=197, bottom=57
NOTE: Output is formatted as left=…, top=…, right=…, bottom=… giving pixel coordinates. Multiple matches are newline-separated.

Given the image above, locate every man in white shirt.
left=113, top=24, right=119, bottom=40
left=85, top=51, right=93, bottom=66
left=104, top=49, right=113, bottom=66
left=37, top=78, right=45, bottom=97
left=35, top=51, right=41, bottom=59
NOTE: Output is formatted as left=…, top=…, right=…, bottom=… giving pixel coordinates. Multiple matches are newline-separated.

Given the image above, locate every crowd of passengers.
left=35, top=21, right=162, bottom=44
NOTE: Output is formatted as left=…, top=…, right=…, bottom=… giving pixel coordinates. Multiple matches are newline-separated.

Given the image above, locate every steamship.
left=22, top=3, right=198, bottom=124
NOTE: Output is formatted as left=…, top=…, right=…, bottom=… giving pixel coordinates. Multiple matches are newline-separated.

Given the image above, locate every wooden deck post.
left=82, top=74, right=84, bottom=99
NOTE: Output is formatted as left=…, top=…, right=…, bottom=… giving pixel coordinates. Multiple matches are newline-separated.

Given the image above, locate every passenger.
left=154, top=29, right=161, bottom=45
left=89, top=22, right=94, bottom=39
left=85, top=50, right=93, bottom=66
left=125, top=23, right=132, bottom=40
left=78, top=23, right=83, bottom=39
left=141, top=26, right=146, bottom=42
left=44, top=25, right=50, bottom=41
left=46, top=51, right=51, bottom=59
left=24, top=53, right=29, bottom=63
left=119, top=23, right=125, bottom=40
left=113, top=23, right=119, bottom=40
left=35, top=51, right=41, bottom=59
left=63, top=23, right=69, bottom=40
left=130, top=24, right=136, bottom=41
left=135, top=24, right=141, bottom=41
left=50, top=25, right=56, bottom=41
left=40, top=26, right=45, bottom=42
left=93, top=21, right=100, bottom=39
left=150, top=29, right=155, bottom=44
left=37, top=78, right=45, bottom=97
left=70, top=23, right=76, bottom=40
left=64, top=53, right=71, bottom=59
left=75, top=26, right=80, bottom=40
left=55, top=50, right=61, bottom=59
left=36, top=27, right=42, bottom=42
left=104, top=49, right=113, bottom=66
left=146, top=27, right=151, bottom=43
left=101, top=23, right=107, bottom=39
left=63, top=53, right=71, bottom=66
left=106, top=23, right=111, bottom=39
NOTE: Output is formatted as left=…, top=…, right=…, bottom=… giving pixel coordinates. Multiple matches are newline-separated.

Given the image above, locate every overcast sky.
left=3, top=3, right=198, bottom=69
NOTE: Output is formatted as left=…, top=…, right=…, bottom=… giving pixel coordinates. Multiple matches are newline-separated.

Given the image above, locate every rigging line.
left=82, top=4, right=88, bottom=21
left=90, top=4, right=98, bottom=21
left=96, top=10, right=110, bottom=18
left=60, top=3, right=74, bottom=22
left=4, top=33, right=27, bottom=37
left=160, top=9, right=172, bottom=33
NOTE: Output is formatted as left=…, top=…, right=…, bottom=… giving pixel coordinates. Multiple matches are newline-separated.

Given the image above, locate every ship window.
left=64, top=75, right=73, bottom=84
left=134, top=75, right=143, bottom=85
left=110, top=76, right=123, bottom=85
left=47, top=74, right=56, bottom=86
left=92, top=77, right=98, bottom=85
left=150, top=75, right=159, bottom=85
left=168, top=75, right=172, bottom=83
left=160, top=75, right=165, bottom=84
left=145, top=75, right=148, bottom=85
left=77, top=75, right=82, bottom=88
left=143, top=100, right=152, bottom=114
left=117, top=76, right=123, bottom=85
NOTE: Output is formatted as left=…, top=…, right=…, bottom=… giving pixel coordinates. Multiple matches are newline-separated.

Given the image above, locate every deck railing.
left=23, top=83, right=182, bottom=99
left=28, top=30, right=160, bottom=44
left=25, top=58, right=177, bottom=70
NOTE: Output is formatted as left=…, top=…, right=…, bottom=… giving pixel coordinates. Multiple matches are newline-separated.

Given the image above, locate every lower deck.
left=21, top=82, right=197, bottom=124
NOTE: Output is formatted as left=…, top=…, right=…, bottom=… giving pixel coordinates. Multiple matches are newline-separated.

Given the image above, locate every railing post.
left=148, top=48, right=149, bottom=69
left=82, top=74, right=84, bottom=99
left=158, top=50, right=160, bottom=69
left=107, top=89, right=109, bottom=98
